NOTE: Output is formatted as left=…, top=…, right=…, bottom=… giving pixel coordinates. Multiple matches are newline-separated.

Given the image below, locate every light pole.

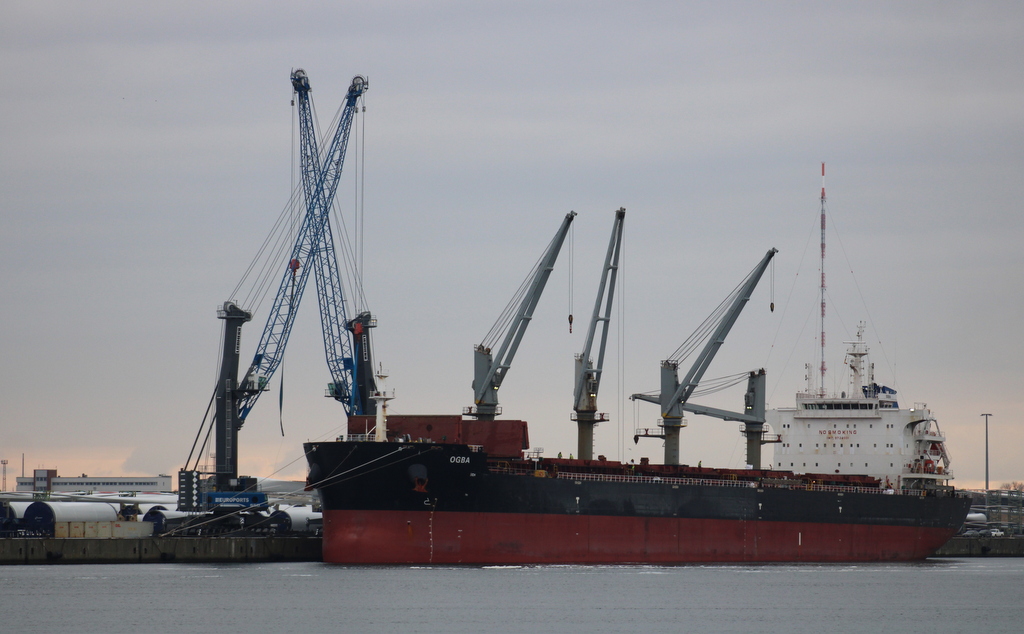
left=981, top=413, right=992, bottom=491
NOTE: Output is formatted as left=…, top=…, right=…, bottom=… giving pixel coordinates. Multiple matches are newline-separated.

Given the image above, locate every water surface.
left=1, top=558, right=1021, bottom=633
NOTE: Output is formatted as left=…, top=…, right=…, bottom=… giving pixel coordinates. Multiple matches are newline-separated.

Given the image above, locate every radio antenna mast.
left=818, top=162, right=827, bottom=396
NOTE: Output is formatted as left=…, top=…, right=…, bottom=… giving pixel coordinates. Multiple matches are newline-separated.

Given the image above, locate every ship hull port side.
left=305, top=441, right=971, bottom=565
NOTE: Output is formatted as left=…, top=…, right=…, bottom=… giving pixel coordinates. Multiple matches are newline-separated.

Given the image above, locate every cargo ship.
left=305, top=414, right=969, bottom=564
left=304, top=206, right=970, bottom=564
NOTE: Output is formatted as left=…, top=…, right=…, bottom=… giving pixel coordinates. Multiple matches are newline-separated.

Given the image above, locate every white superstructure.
left=769, top=323, right=953, bottom=490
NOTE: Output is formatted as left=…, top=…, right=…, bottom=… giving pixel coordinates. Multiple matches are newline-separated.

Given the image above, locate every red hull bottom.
left=322, top=510, right=956, bottom=564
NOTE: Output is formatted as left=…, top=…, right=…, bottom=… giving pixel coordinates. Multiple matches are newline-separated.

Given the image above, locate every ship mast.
left=818, top=162, right=827, bottom=397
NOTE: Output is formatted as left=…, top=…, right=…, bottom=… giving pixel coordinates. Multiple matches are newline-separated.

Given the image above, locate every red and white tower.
left=819, top=162, right=827, bottom=396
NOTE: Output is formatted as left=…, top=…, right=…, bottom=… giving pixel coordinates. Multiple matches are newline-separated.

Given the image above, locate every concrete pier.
left=3, top=535, right=1020, bottom=564
left=0, top=536, right=321, bottom=564
left=934, top=536, right=1024, bottom=557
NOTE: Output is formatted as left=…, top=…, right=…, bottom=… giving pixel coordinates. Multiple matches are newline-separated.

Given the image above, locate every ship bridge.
left=793, top=396, right=882, bottom=419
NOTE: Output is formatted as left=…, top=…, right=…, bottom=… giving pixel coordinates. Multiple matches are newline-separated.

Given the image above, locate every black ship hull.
left=305, top=441, right=971, bottom=564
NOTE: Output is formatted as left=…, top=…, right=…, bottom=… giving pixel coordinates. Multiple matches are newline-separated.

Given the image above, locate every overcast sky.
left=2, top=1, right=1021, bottom=490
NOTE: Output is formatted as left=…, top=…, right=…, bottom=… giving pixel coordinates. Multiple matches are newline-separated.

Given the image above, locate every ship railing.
left=555, top=471, right=756, bottom=489
left=904, top=463, right=946, bottom=475
left=342, top=433, right=376, bottom=442
left=803, top=483, right=923, bottom=496
left=793, top=409, right=878, bottom=419
left=488, top=465, right=541, bottom=476
left=551, top=470, right=927, bottom=496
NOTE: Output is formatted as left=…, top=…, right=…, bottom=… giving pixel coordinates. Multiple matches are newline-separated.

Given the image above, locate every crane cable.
left=481, top=246, right=546, bottom=350
left=184, top=389, right=216, bottom=471
left=568, top=222, right=574, bottom=333
left=327, top=94, right=370, bottom=313
left=668, top=259, right=759, bottom=365
left=278, top=84, right=300, bottom=439
left=274, top=87, right=307, bottom=440
left=617, top=228, right=627, bottom=461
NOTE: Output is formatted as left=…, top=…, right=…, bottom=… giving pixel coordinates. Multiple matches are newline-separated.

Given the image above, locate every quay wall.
left=3, top=535, right=1020, bottom=564
left=0, top=536, right=321, bottom=564
left=934, top=536, right=1024, bottom=557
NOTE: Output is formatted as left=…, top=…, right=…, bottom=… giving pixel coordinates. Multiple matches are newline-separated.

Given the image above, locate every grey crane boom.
left=573, top=208, right=625, bottom=460
left=632, top=248, right=777, bottom=466
left=470, top=211, right=577, bottom=420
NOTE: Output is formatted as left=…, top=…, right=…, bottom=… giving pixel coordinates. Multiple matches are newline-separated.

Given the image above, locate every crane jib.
left=471, top=211, right=576, bottom=419
left=237, top=72, right=372, bottom=422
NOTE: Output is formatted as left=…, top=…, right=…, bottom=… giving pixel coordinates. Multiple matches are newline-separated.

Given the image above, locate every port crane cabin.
left=181, top=71, right=374, bottom=508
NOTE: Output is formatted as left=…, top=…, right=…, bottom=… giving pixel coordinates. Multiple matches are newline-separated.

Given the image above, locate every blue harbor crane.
left=236, top=70, right=376, bottom=423
left=183, top=70, right=374, bottom=498
left=631, top=248, right=777, bottom=467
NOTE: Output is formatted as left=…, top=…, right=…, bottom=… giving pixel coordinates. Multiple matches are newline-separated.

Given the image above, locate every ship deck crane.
left=468, top=211, right=576, bottom=420
left=189, top=71, right=374, bottom=495
left=573, top=208, right=625, bottom=460
left=631, top=248, right=776, bottom=467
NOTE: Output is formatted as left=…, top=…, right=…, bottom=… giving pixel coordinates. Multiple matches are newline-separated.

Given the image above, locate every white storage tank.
left=269, top=505, right=322, bottom=533
left=23, top=501, right=119, bottom=531
left=142, top=509, right=191, bottom=534
left=2, top=501, right=32, bottom=520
